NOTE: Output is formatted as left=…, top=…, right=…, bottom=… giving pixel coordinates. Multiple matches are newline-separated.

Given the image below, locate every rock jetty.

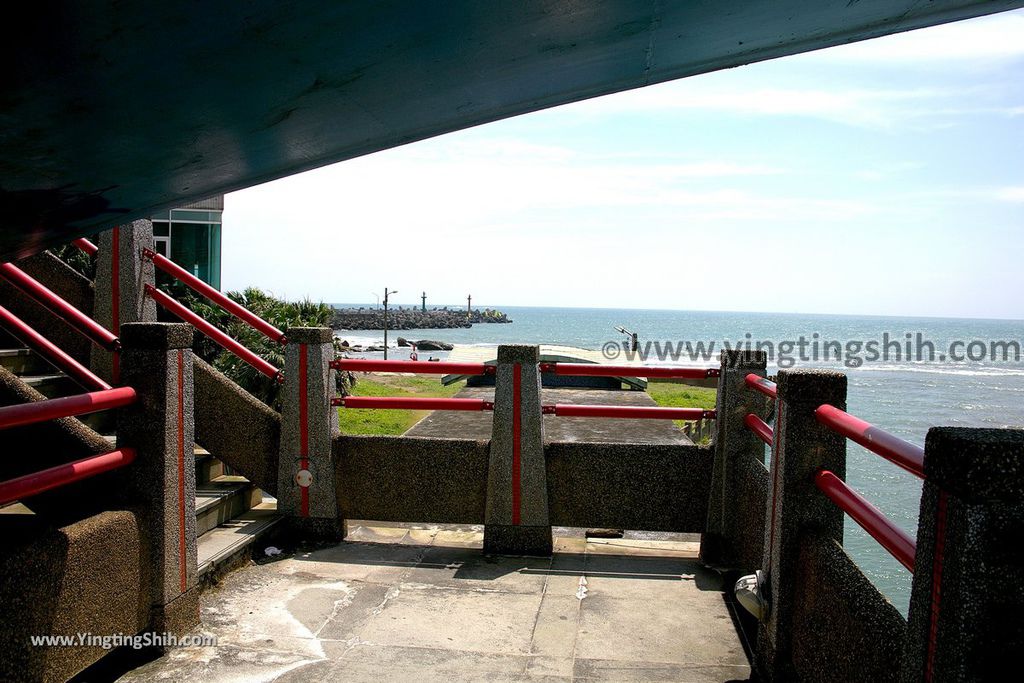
left=332, top=306, right=511, bottom=330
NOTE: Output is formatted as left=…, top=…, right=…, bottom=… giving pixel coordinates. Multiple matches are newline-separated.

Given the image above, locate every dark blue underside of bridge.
left=2, top=0, right=1021, bottom=259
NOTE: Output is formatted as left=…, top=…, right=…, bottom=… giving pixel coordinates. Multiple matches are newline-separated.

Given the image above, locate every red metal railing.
left=0, top=304, right=111, bottom=391
left=143, top=248, right=287, bottom=345
left=0, top=262, right=120, bottom=351
left=0, top=387, right=137, bottom=430
left=745, top=373, right=777, bottom=399
left=0, top=448, right=137, bottom=506
left=72, top=237, right=99, bottom=256
left=540, top=362, right=719, bottom=379
left=815, top=470, right=916, bottom=572
left=145, top=284, right=283, bottom=382
left=330, top=358, right=495, bottom=375
left=815, top=404, right=925, bottom=478
left=333, top=396, right=493, bottom=411
left=745, top=413, right=773, bottom=445
left=541, top=404, right=714, bottom=420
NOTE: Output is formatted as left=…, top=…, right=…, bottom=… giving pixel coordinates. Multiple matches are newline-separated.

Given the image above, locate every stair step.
left=195, top=476, right=262, bottom=537
left=197, top=503, right=282, bottom=580
left=194, top=449, right=225, bottom=485
left=0, top=348, right=51, bottom=375
left=21, top=373, right=79, bottom=399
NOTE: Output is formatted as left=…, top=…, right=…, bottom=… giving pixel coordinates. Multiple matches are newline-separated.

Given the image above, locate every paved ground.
left=405, top=387, right=694, bottom=445
left=120, top=524, right=751, bottom=682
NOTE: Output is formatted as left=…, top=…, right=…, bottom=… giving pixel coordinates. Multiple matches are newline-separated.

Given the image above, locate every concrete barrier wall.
left=732, top=451, right=770, bottom=572
left=790, top=530, right=905, bottom=683
left=0, top=509, right=150, bottom=683
left=193, top=357, right=280, bottom=496
left=0, top=251, right=96, bottom=364
left=336, top=435, right=490, bottom=524
left=546, top=442, right=714, bottom=532
left=0, top=367, right=116, bottom=521
left=336, top=436, right=714, bottom=533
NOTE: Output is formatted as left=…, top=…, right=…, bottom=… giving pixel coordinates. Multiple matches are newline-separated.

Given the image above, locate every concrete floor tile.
left=352, top=587, right=545, bottom=654
left=576, top=594, right=748, bottom=667
left=402, top=546, right=551, bottom=594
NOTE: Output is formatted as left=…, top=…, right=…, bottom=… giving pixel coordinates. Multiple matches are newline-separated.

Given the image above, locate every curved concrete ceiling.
left=2, top=0, right=1021, bottom=259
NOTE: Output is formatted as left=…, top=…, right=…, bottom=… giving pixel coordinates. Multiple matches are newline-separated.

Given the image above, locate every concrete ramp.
left=406, top=386, right=693, bottom=445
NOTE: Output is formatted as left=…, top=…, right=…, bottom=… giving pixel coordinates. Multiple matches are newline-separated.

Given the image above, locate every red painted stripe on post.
left=177, top=349, right=187, bottom=593
left=512, top=363, right=521, bottom=526
left=299, top=344, right=309, bottom=517
left=768, top=402, right=783, bottom=563
left=111, top=227, right=120, bottom=383
left=925, top=491, right=949, bottom=682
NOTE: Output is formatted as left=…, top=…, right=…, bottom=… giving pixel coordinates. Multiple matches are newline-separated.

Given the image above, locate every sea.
left=332, top=305, right=1024, bottom=615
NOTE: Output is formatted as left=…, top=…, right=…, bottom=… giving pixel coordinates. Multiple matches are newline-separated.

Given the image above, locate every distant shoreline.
left=332, top=306, right=512, bottom=330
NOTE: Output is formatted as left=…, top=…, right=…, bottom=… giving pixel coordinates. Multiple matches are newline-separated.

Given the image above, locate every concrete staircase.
left=0, top=344, right=282, bottom=580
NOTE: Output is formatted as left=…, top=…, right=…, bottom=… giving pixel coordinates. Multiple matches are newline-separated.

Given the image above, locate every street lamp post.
left=383, top=287, right=398, bottom=359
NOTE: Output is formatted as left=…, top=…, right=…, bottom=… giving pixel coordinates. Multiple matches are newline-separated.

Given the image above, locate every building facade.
left=151, top=195, right=223, bottom=289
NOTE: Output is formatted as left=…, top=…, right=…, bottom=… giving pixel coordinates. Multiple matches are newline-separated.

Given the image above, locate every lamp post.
left=383, top=287, right=398, bottom=359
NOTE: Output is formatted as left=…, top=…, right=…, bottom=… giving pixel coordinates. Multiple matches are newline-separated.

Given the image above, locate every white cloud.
left=995, top=186, right=1024, bottom=202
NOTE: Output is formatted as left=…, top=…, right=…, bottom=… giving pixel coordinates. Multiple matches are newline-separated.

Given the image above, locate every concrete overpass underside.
left=3, top=0, right=1022, bottom=259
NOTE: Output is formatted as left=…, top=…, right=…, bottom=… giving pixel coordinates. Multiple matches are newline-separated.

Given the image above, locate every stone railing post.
left=756, top=369, right=847, bottom=681
left=277, top=327, right=342, bottom=540
left=117, top=322, right=199, bottom=634
left=701, top=349, right=768, bottom=569
left=92, top=220, right=157, bottom=384
left=484, top=344, right=551, bottom=555
left=900, top=428, right=1024, bottom=682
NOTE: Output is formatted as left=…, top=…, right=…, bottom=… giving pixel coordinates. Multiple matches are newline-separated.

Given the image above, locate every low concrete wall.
left=790, top=530, right=905, bottom=683
left=335, top=436, right=716, bottom=533
left=0, top=509, right=150, bottom=683
left=546, top=442, right=714, bottom=532
left=336, top=435, right=490, bottom=524
left=0, top=251, right=95, bottom=364
left=0, top=367, right=116, bottom=521
left=733, top=452, right=769, bottom=572
left=193, top=357, right=280, bottom=496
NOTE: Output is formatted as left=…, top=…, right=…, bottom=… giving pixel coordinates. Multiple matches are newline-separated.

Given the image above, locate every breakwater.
left=332, top=307, right=511, bottom=330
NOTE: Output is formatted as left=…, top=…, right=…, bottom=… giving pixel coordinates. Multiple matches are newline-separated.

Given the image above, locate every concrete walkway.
left=406, top=387, right=695, bottom=445
left=120, top=524, right=751, bottom=682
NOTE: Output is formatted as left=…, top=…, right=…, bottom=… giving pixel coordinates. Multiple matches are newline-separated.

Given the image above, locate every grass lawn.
left=646, top=381, right=717, bottom=435
left=338, top=373, right=466, bottom=435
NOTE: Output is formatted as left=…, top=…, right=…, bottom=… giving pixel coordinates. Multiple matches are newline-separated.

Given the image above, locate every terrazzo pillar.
left=701, top=349, right=768, bottom=570
left=91, top=221, right=157, bottom=384
left=117, top=322, right=199, bottom=635
left=900, top=428, right=1024, bottom=682
left=756, top=369, right=847, bottom=681
left=278, top=327, right=343, bottom=540
left=484, top=344, right=551, bottom=555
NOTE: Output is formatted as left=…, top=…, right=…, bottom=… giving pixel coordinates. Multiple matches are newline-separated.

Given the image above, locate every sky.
left=224, top=9, right=1024, bottom=319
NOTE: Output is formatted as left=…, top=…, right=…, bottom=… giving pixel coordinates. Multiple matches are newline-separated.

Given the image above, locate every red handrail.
left=0, top=387, right=137, bottom=431
left=745, top=374, right=777, bottom=399
left=745, top=413, right=773, bottom=446
left=815, top=470, right=916, bottom=572
left=330, top=358, right=495, bottom=375
left=0, top=262, right=120, bottom=351
left=0, top=448, right=137, bottom=505
left=815, top=405, right=924, bottom=478
left=0, top=304, right=111, bottom=391
left=542, top=404, right=715, bottom=420
left=541, top=362, right=719, bottom=379
left=143, top=248, right=287, bottom=345
left=72, top=238, right=98, bottom=256
left=145, top=285, right=283, bottom=382
left=333, top=396, right=493, bottom=411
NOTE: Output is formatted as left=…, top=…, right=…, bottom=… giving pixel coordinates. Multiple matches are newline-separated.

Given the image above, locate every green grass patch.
left=646, top=382, right=717, bottom=439
left=338, top=373, right=466, bottom=435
